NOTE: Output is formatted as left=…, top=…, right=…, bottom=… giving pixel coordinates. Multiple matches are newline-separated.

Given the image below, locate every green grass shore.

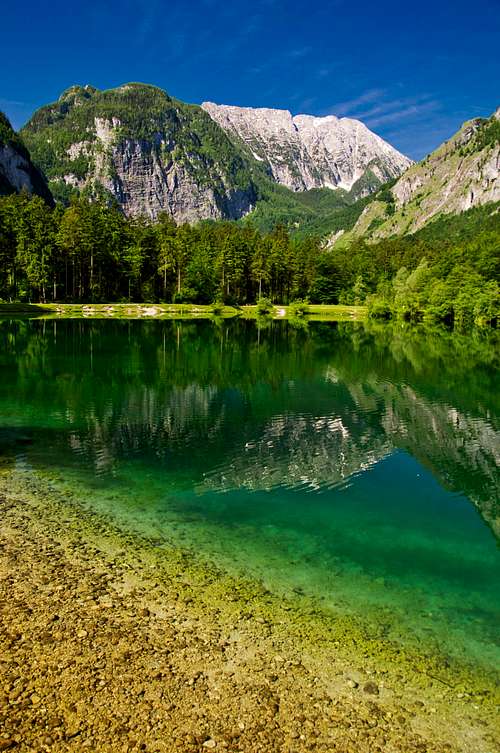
left=1, top=463, right=499, bottom=753
left=0, top=302, right=366, bottom=321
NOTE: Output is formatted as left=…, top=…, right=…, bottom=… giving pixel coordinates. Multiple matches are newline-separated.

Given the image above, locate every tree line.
left=0, top=193, right=322, bottom=305
left=0, top=192, right=498, bottom=327
left=336, top=206, right=499, bottom=327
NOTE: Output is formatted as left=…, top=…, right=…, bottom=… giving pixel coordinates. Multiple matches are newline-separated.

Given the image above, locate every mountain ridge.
left=9, top=83, right=499, bottom=240
left=19, top=82, right=411, bottom=224
left=334, top=107, right=500, bottom=245
left=202, top=101, right=412, bottom=193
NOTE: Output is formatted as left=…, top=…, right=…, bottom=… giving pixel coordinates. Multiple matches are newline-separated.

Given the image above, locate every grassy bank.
left=0, top=303, right=367, bottom=321
left=241, top=304, right=366, bottom=321
left=0, top=303, right=238, bottom=319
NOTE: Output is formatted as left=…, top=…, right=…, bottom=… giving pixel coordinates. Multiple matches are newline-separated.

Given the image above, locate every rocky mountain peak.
left=59, top=84, right=96, bottom=99
left=21, top=84, right=258, bottom=223
left=202, top=101, right=412, bottom=193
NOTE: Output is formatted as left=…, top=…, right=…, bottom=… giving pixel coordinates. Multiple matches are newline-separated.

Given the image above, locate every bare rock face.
left=64, top=119, right=255, bottom=223
left=202, top=102, right=412, bottom=192
left=0, top=143, right=38, bottom=193
left=0, top=112, right=52, bottom=202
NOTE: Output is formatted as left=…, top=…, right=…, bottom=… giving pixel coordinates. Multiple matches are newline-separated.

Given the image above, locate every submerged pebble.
left=0, top=466, right=498, bottom=753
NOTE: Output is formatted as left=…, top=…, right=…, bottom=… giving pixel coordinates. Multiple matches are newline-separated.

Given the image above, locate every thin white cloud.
left=243, top=14, right=263, bottom=34
left=383, top=116, right=463, bottom=160
left=288, top=46, right=313, bottom=59
left=349, top=94, right=437, bottom=120
left=327, top=89, right=441, bottom=131
left=329, top=88, right=386, bottom=115
left=316, top=66, right=333, bottom=79
left=366, top=100, right=440, bottom=128
left=246, top=65, right=267, bottom=76
left=0, top=98, right=27, bottom=107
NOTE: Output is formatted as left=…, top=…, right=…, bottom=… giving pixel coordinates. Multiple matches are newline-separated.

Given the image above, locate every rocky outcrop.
left=53, top=120, right=255, bottom=223
left=0, top=112, right=52, bottom=202
left=202, top=102, right=412, bottom=193
left=0, top=142, right=35, bottom=195
left=113, top=143, right=255, bottom=223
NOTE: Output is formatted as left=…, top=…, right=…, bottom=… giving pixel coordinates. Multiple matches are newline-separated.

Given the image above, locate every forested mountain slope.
left=21, top=83, right=259, bottom=223
left=341, top=108, right=500, bottom=242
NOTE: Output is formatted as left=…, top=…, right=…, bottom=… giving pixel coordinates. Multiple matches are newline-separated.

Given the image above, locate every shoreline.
left=0, top=303, right=366, bottom=322
left=0, top=466, right=498, bottom=753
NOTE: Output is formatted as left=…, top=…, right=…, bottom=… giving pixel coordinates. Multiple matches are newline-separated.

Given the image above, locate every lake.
left=1, top=317, right=499, bottom=681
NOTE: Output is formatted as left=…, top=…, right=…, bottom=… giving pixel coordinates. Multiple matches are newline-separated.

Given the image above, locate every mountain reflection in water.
left=0, top=318, right=499, bottom=671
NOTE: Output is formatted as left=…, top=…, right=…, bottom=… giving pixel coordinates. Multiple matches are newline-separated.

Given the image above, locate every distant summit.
left=202, top=101, right=412, bottom=195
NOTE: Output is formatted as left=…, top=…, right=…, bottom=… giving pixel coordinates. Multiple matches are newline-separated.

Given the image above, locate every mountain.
left=0, top=112, right=52, bottom=203
left=339, top=107, right=500, bottom=243
left=20, top=83, right=411, bottom=225
left=202, top=102, right=412, bottom=194
left=7, top=84, right=499, bottom=244
left=21, top=83, right=258, bottom=223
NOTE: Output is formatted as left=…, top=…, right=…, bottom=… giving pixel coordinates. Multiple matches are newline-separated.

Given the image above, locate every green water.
left=1, top=318, right=499, bottom=674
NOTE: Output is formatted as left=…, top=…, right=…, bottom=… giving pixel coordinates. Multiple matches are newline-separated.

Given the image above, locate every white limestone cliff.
left=60, top=117, right=255, bottom=223
left=202, top=102, right=412, bottom=192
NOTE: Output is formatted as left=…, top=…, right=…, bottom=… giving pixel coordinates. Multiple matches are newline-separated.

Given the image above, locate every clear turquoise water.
left=1, top=318, right=499, bottom=673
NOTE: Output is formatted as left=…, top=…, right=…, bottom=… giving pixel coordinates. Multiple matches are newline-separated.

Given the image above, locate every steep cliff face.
left=21, top=84, right=258, bottom=222
left=201, top=102, right=412, bottom=193
left=344, top=107, right=500, bottom=241
left=0, top=112, right=52, bottom=203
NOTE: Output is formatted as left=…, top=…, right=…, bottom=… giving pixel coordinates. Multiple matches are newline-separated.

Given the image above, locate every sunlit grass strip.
left=241, top=304, right=367, bottom=320
left=0, top=302, right=367, bottom=320
left=0, top=303, right=238, bottom=319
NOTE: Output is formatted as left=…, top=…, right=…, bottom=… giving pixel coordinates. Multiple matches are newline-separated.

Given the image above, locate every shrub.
left=173, top=286, right=197, bottom=303
left=256, top=297, right=274, bottom=315
left=210, top=301, right=225, bottom=315
left=288, top=299, right=309, bottom=317
left=368, top=298, right=393, bottom=319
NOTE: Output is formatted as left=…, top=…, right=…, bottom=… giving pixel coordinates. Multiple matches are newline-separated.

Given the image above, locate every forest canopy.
left=0, top=192, right=498, bottom=328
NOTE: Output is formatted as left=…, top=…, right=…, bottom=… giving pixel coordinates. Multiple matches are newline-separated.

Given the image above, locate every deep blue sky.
left=1, top=0, right=498, bottom=159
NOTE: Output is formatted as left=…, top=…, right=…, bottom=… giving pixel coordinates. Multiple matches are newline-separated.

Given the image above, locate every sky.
left=1, top=0, right=498, bottom=159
